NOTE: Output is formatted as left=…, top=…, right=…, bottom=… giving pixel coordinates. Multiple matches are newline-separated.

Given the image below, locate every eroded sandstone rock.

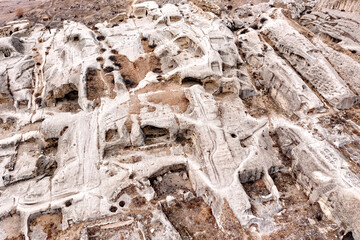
left=0, top=0, right=360, bottom=239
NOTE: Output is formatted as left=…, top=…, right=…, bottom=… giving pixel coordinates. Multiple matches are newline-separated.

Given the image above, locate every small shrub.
left=15, top=8, right=24, bottom=18
left=109, top=55, right=117, bottom=62
left=35, top=98, right=42, bottom=106
left=104, top=66, right=114, bottom=73
left=260, top=17, right=268, bottom=24
left=96, top=35, right=105, bottom=41
left=123, top=79, right=135, bottom=87
left=152, top=68, right=162, bottom=73
left=148, top=43, right=157, bottom=49
left=240, top=29, right=249, bottom=34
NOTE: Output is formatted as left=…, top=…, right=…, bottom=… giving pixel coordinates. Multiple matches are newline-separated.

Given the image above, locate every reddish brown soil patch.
left=130, top=196, right=147, bottom=208
left=52, top=222, right=87, bottom=240
left=162, top=198, right=224, bottom=239
left=0, top=117, right=17, bottom=133
left=340, top=141, right=360, bottom=176
left=0, top=121, right=42, bottom=142
left=42, top=137, right=58, bottom=156
left=0, top=97, right=14, bottom=108
left=105, top=128, right=119, bottom=142
left=243, top=94, right=286, bottom=118
left=0, top=0, right=132, bottom=28
left=124, top=116, right=133, bottom=133
left=140, top=36, right=156, bottom=53
left=0, top=214, right=24, bottom=240
left=0, top=0, right=45, bottom=26
left=101, top=71, right=116, bottom=99
left=242, top=178, right=271, bottom=199
left=58, top=102, right=81, bottom=112
left=150, top=169, right=192, bottom=200
left=218, top=199, right=248, bottom=238
left=29, top=211, right=62, bottom=240
left=86, top=69, right=106, bottom=107
left=116, top=54, right=161, bottom=88
left=142, top=125, right=170, bottom=145
left=128, top=94, right=142, bottom=115
left=44, top=83, right=81, bottom=112
left=264, top=172, right=339, bottom=240
left=135, top=78, right=181, bottom=95
left=148, top=105, right=156, bottom=112
left=151, top=169, right=246, bottom=239
left=4, top=235, right=25, bottom=240
left=147, top=90, right=190, bottom=113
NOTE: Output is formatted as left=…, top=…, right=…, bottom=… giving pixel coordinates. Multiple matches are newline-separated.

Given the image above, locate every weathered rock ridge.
left=0, top=0, right=360, bottom=239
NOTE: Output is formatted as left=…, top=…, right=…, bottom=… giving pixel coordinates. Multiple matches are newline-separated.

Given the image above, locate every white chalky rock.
left=0, top=1, right=360, bottom=239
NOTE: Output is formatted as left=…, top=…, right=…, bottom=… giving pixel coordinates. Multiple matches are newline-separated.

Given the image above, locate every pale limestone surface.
left=0, top=0, right=360, bottom=239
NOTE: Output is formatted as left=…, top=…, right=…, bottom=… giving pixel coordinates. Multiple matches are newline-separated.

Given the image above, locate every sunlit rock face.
left=0, top=0, right=360, bottom=239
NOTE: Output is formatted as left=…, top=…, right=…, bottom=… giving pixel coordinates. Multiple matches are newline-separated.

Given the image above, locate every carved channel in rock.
left=2, top=138, right=40, bottom=186
left=180, top=77, right=202, bottom=86
left=266, top=172, right=340, bottom=239
left=0, top=1, right=360, bottom=239
left=150, top=164, right=240, bottom=239
left=141, top=125, right=170, bottom=145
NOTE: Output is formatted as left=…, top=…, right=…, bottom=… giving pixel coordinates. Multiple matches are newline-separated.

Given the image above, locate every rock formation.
left=0, top=0, right=360, bottom=239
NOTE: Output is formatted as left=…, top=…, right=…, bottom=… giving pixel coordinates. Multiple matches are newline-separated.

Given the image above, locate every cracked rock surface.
left=0, top=0, right=360, bottom=239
